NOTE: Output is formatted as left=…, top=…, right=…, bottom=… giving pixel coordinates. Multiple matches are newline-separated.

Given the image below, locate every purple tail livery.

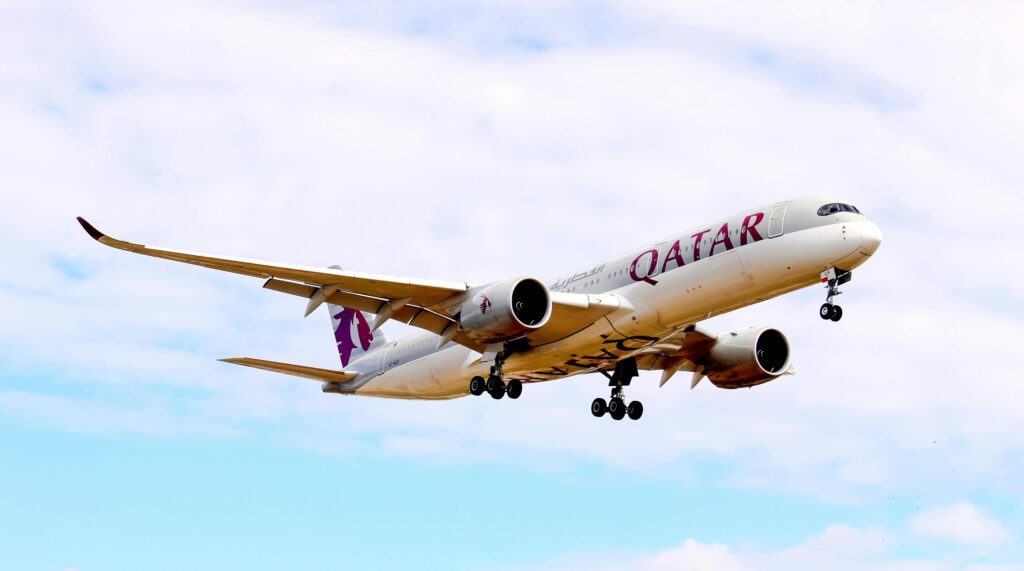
left=329, top=304, right=389, bottom=367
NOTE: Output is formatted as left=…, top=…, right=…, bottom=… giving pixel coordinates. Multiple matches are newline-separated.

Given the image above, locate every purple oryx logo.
left=479, top=295, right=492, bottom=315
left=333, top=307, right=374, bottom=367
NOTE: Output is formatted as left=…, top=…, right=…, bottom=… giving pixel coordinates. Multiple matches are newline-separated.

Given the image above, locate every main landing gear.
left=819, top=267, right=851, bottom=322
left=592, top=358, right=643, bottom=421
left=468, top=351, right=522, bottom=400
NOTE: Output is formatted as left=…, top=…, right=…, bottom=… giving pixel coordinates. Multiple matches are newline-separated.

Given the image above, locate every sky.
left=1, top=1, right=1023, bottom=569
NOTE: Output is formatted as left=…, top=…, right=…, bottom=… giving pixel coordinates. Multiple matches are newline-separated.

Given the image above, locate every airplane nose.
left=860, top=220, right=883, bottom=255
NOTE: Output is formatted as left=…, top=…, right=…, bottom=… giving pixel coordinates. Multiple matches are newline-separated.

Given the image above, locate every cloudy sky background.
left=2, top=1, right=1023, bottom=569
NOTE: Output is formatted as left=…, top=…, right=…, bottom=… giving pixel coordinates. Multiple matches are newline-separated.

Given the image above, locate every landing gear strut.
left=468, top=350, right=522, bottom=400
left=819, top=267, right=851, bottom=322
left=592, top=358, right=644, bottom=421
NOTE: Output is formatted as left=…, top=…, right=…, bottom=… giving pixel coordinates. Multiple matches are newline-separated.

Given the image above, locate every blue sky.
left=2, top=1, right=1023, bottom=570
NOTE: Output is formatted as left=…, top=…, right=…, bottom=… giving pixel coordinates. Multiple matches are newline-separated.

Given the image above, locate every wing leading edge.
left=75, top=217, right=469, bottom=306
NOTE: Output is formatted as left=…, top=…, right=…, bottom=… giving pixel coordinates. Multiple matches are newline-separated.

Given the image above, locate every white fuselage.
left=340, top=197, right=883, bottom=399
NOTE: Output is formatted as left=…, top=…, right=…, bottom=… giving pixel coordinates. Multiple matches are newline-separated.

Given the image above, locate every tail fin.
left=328, top=302, right=389, bottom=367
left=324, top=264, right=388, bottom=367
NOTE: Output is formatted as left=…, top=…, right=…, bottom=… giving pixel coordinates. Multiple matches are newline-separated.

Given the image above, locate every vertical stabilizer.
left=325, top=266, right=389, bottom=367
left=328, top=304, right=389, bottom=366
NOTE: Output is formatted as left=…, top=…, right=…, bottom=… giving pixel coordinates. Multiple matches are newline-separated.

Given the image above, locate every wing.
left=220, top=357, right=358, bottom=383
left=77, top=217, right=467, bottom=306
left=78, top=218, right=617, bottom=350
left=630, top=324, right=719, bottom=388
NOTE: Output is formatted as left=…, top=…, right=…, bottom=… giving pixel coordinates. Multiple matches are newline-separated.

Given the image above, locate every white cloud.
left=910, top=502, right=1012, bottom=547
left=1, top=0, right=1024, bottom=509
left=641, top=539, right=749, bottom=571
left=508, top=515, right=1020, bottom=571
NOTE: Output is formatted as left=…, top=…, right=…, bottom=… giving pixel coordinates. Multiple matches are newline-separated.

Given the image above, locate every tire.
left=627, top=401, right=644, bottom=420
left=469, top=376, right=485, bottom=396
left=591, top=398, right=607, bottom=417
left=819, top=303, right=833, bottom=320
left=486, top=375, right=502, bottom=392
left=507, top=379, right=523, bottom=399
left=489, top=385, right=505, bottom=399
left=609, top=397, right=626, bottom=420
left=830, top=305, right=843, bottom=322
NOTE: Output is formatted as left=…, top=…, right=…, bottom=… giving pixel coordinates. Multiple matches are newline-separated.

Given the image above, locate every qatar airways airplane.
left=78, top=197, right=881, bottom=420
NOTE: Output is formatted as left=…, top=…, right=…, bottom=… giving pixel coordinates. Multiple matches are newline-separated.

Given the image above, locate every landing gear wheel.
left=469, top=376, right=485, bottom=396
left=489, top=381, right=505, bottom=399
left=627, top=401, right=644, bottom=420
left=486, top=375, right=502, bottom=392
left=829, top=305, right=843, bottom=322
left=506, top=379, right=523, bottom=399
left=819, top=303, right=833, bottom=320
left=608, top=397, right=626, bottom=420
left=594, top=358, right=640, bottom=421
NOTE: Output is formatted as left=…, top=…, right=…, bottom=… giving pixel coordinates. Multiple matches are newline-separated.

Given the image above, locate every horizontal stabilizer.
left=220, top=357, right=358, bottom=383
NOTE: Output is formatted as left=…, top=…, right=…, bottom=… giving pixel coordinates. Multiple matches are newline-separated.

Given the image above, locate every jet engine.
left=459, top=277, right=552, bottom=343
left=703, top=327, right=792, bottom=389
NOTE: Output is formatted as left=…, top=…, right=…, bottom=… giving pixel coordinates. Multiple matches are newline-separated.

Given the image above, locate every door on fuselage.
left=768, top=205, right=788, bottom=238
left=377, top=346, right=391, bottom=372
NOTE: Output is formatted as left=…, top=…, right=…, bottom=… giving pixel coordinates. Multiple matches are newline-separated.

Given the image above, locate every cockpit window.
left=817, top=203, right=861, bottom=216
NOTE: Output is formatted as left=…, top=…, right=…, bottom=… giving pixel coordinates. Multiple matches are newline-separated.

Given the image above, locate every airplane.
left=77, top=197, right=882, bottom=420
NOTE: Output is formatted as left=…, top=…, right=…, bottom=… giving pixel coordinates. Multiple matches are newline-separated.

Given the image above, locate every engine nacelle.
left=703, top=327, right=792, bottom=389
left=459, top=277, right=552, bottom=343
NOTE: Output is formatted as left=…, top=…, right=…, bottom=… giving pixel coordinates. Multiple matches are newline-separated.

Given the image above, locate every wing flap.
left=220, top=357, right=359, bottom=383
left=263, top=278, right=613, bottom=349
left=263, top=278, right=484, bottom=350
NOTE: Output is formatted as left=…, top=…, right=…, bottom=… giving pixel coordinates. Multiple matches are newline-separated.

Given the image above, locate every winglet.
left=77, top=217, right=105, bottom=241
left=74, top=217, right=144, bottom=253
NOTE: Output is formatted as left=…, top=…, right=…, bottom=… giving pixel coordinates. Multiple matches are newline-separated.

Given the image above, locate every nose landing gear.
left=819, top=303, right=843, bottom=321
left=592, top=358, right=643, bottom=421
left=819, top=267, right=851, bottom=322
